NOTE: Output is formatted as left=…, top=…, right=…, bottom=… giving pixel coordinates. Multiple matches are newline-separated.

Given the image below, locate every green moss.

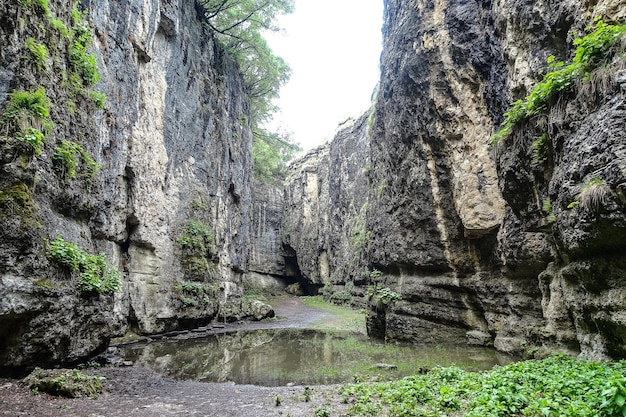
left=34, top=278, right=54, bottom=289
left=46, top=236, right=121, bottom=294
left=0, top=183, right=34, bottom=218
left=493, top=19, right=626, bottom=144
left=25, top=368, right=103, bottom=399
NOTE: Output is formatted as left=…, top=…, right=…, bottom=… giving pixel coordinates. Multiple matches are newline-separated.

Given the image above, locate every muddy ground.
left=0, top=297, right=356, bottom=417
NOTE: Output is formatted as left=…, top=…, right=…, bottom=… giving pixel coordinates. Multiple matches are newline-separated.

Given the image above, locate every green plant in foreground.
left=492, top=19, right=626, bottom=144
left=341, top=355, right=626, bottom=417
left=47, top=236, right=121, bottom=294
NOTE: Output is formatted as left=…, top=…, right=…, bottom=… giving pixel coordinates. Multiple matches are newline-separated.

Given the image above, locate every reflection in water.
left=118, top=329, right=514, bottom=386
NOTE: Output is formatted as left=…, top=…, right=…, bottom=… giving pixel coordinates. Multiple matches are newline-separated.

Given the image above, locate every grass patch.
left=301, top=296, right=366, bottom=334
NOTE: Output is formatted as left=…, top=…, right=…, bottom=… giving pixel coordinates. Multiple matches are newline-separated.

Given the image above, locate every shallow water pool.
left=118, top=328, right=514, bottom=386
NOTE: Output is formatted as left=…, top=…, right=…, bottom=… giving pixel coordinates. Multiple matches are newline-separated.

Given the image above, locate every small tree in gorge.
left=196, top=0, right=300, bottom=181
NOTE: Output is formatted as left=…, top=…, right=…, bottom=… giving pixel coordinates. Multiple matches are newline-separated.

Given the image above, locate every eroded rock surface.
left=0, top=0, right=254, bottom=372
left=281, top=0, right=626, bottom=359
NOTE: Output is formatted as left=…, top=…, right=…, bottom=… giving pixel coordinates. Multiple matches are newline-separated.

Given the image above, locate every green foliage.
left=18, top=0, right=51, bottom=16
left=47, top=236, right=121, bottom=294
left=53, top=139, right=100, bottom=185
left=303, top=386, right=313, bottom=402
left=369, top=269, right=384, bottom=280
left=252, top=130, right=300, bottom=182
left=542, top=198, right=553, bottom=214
left=89, top=91, right=106, bottom=109
left=532, top=133, right=550, bottom=164
left=367, top=286, right=401, bottom=311
left=350, top=212, right=372, bottom=260
left=18, top=127, right=46, bottom=156
left=0, top=87, right=52, bottom=156
left=177, top=220, right=215, bottom=276
left=178, top=220, right=215, bottom=255
left=49, top=18, right=70, bottom=39
left=53, top=140, right=81, bottom=179
left=173, top=281, right=217, bottom=307
left=196, top=0, right=298, bottom=180
left=89, top=91, right=107, bottom=110
left=341, top=355, right=626, bottom=417
left=62, top=3, right=101, bottom=91
left=24, top=37, right=48, bottom=70
left=68, top=39, right=100, bottom=87
left=492, top=19, right=626, bottom=144
left=567, top=200, right=581, bottom=209
left=542, top=198, right=557, bottom=222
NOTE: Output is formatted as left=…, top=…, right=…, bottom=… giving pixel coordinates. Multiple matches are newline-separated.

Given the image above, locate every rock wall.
left=282, top=113, right=372, bottom=298
left=0, top=0, right=253, bottom=373
left=246, top=178, right=295, bottom=291
left=283, top=0, right=626, bottom=359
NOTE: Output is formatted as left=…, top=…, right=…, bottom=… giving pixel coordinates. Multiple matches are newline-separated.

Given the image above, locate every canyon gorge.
left=0, top=0, right=625, bottom=375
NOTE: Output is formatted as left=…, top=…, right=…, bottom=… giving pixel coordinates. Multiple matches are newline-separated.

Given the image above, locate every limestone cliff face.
left=282, top=113, right=371, bottom=297
left=283, top=0, right=626, bottom=359
left=0, top=0, right=252, bottom=373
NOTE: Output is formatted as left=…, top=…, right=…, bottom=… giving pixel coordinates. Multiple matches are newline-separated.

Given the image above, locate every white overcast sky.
left=264, top=0, right=384, bottom=151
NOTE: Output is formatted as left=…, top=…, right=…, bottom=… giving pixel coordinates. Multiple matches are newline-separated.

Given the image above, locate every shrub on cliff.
left=46, top=236, right=121, bottom=294
left=492, top=18, right=626, bottom=144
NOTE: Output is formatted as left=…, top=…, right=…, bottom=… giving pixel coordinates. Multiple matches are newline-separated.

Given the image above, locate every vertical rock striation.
left=282, top=0, right=626, bottom=359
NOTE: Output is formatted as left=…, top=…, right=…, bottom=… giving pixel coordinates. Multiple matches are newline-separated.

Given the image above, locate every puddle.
left=118, top=329, right=514, bottom=386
